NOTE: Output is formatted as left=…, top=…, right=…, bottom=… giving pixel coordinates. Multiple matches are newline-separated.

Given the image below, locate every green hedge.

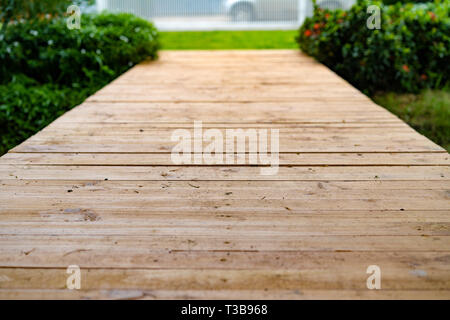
left=0, top=13, right=159, bottom=87
left=0, top=76, right=93, bottom=152
left=297, top=0, right=449, bottom=94
left=0, top=13, right=159, bottom=154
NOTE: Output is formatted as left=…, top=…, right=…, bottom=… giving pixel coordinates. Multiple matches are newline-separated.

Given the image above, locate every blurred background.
left=94, top=0, right=355, bottom=30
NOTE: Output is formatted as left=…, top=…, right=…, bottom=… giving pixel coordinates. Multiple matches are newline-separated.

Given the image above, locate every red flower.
left=304, top=30, right=312, bottom=37
left=402, top=65, right=410, bottom=72
left=314, top=23, right=320, bottom=30
left=420, top=74, right=428, bottom=80
left=428, top=11, right=436, bottom=21
left=325, top=13, right=330, bottom=19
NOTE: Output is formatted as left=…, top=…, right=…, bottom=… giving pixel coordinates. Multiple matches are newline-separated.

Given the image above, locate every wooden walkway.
left=0, top=50, right=449, bottom=299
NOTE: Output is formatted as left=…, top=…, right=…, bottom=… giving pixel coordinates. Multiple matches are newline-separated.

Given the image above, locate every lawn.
left=373, top=89, right=450, bottom=152
left=160, top=30, right=299, bottom=50
left=160, top=31, right=449, bottom=152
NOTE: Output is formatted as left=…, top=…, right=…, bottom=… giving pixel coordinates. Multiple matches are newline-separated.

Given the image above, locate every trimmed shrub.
left=0, top=13, right=159, bottom=86
left=0, top=13, right=159, bottom=154
left=297, top=0, right=450, bottom=93
left=0, top=76, right=92, bottom=153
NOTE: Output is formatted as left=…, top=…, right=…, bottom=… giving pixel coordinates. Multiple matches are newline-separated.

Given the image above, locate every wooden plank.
left=50, top=102, right=399, bottom=123
left=0, top=289, right=449, bottom=300
left=12, top=133, right=443, bottom=153
left=0, top=267, right=449, bottom=291
left=86, top=89, right=369, bottom=103
left=1, top=209, right=449, bottom=222
left=35, top=125, right=415, bottom=135
left=1, top=181, right=449, bottom=212
left=0, top=165, right=448, bottom=181
left=1, top=179, right=449, bottom=193
left=2, top=197, right=447, bottom=211
left=2, top=152, right=449, bottom=166
left=0, top=248, right=449, bottom=269
left=1, top=208, right=450, bottom=223
left=0, top=234, right=448, bottom=252
left=14, top=141, right=441, bottom=153
left=0, top=221, right=448, bottom=236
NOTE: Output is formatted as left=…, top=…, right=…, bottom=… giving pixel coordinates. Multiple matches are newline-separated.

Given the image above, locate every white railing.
left=96, top=0, right=356, bottom=31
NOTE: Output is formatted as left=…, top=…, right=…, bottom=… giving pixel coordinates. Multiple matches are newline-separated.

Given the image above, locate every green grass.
left=160, top=30, right=298, bottom=50
left=373, top=89, right=450, bottom=152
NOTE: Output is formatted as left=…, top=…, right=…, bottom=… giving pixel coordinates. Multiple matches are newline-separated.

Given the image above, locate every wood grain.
left=0, top=50, right=448, bottom=299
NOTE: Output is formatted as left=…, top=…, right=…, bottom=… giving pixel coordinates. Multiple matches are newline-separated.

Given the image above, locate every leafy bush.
left=0, top=13, right=159, bottom=154
left=0, top=13, right=159, bottom=86
left=0, top=76, right=93, bottom=153
left=297, top=0, right=450, bottom=93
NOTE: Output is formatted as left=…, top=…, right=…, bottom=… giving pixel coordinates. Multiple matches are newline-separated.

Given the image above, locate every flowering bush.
left=297, top=0, right=449, bottom=93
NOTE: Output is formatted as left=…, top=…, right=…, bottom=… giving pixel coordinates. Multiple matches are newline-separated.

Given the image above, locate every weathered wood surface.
left=0, top=50, right=449, bottom=300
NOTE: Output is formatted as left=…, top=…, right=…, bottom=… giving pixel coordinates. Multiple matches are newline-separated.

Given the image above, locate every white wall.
left=96, top=0, right=107, bottom=12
